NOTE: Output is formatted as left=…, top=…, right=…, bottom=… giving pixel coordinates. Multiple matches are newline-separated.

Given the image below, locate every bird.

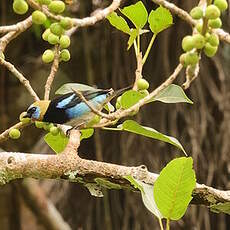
left=23, top=86, right=130, bottom=127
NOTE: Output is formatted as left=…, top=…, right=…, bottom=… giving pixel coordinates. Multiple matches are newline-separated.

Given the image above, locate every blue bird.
left=23, top=86, right=129, bottom=127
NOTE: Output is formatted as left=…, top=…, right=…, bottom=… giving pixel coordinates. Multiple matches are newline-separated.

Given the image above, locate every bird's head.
left=23, top=100, right=50, bottom=121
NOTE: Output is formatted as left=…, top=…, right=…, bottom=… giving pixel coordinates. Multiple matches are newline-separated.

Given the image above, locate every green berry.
left=60, top=17, right=73, bottom=30
left=48, top=33, right=59, bottom=45
left=204, top=43, right=218, bottom=57
left=214, top=0, right=228, bottom=11
left=139, top=89, right=149, bottom=97
left=137, top=78, right=149, bottom=90
left=32, top=10, right=47, bottom=25
left=9, top=128, right=21, bottom=139
left=182, top=36, right=194, bottom=52
left=43, top=122, right=53, bottom=131
left=50, top=23, right=64, bottom=36
left=38, top=0, right=52, bottom=5
left=60, top=49, right=70, bottom=62
left=50, top=126, right=59, bottom=136
left=184, top=52, right=199, bottom=66
left=42, top=49, right=54, bottom=63
left=35, top=121, right=44, bottom=128
left=192, top=34, right=205, bottom=49
left=48, top=1, right=65, bottom=14
left=179, top=53, right=187, bottom=66
left=13, top=0, right=28, bottom=15
left=207, top=34, right=219, bottom=47
left=208, top=18, right=222, bottom=28
left=19, top=112, right=31, bottom=124
left=190, top=6, right=203, bottom=19
left=205, top=5, right=221, bottom=19
left=115, top=101, right=121, bottom=110
left=196, top=22, right=203, bottom=33
left=59, top=35, right=71, bottom=49
left=42, top=28, right=51, bottom=41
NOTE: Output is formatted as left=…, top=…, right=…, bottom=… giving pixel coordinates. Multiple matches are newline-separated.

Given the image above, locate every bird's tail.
left=113, top=85, right=132, bottom=97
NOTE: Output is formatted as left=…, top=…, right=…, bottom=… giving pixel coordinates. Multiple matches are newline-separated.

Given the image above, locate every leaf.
left=120, top=1, right=148, bottom=29
left=104, top=102, right=115, bottom=112
left=210, top=202, right=230, bottom=215
left=55, top=83, right=95, bottom=95
left=122, top=120, right=186, bottom=154
left=121, top=90, right=145, bottom=109
left=106, top=12, right=130, bottom=34
left=80, top=128, right=94, bottom=141
left=127, top=29, right=138, bottom=50
left=152, top=84, right=193, bottom=104
left=148, top=6, right=173, bottom=34
left=154, top=157, right=196, bottom=220
left=125, top=175, right=163, bottom=219
left=44, top=133, right=69, bottom=154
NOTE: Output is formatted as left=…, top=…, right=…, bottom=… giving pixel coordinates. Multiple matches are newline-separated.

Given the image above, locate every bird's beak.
left=22, top=112, right=30, bottom=118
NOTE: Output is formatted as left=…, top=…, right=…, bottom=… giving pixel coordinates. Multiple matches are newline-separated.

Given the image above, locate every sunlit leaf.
left=127, top=29, right=138, bottom=50
left=121, top=90, right=145, bottom=109
left=80, top=128, right=94, bottom=141
left=154, top=157, right=196, bottom=220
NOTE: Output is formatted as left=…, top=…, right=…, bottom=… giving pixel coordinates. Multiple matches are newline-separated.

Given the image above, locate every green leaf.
left=121, top=120, right=186, bottom=154
left=154, top=157, right=196, bottom=220
left=106, top=12, right=130, bottom=34
left=210, top=202, right=230, bottom=215
left=80, top=128, right=94, bottom=141
left=125, top=175, right=163, bottom=219
left=152, top=84, right=193, bottom=104
left=148, top=6, right=173, bottom=34
left=55, top=83, right=95, bottom=95
left=127, top=29, right=138, bottom=50
left=121, top=90, right=145, bottom=109
left=104, top=102, right=115, bottom=112
left=44, top=133, right=69, bottom=154
left=120, top=1, right=148, bottom=29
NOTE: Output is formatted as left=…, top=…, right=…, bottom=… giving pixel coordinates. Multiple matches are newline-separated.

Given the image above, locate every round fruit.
left=195, top=22, right=203, bottom=33
left=13, top=0, right=28, bottom=15
left=38, top=0, right=52, bottom=5
left=137, top=78, right=149, bottom=90
left=205, top=5, right=221, bottom=19
left=48, top=33, right=59, bottom=45
left=207, top=34, right=219, bottom=46
left=214, top=0, right=228, bottom=11
left=208, top=18, right=222, bottom=28
left=9, top=128, right=21, bottom=139
left=42, top=28, right=51, bottom=41
left=42, top=49, right=54, bottom=63
left=190, top=6, right=203, bottom=19
left=50, top=22, right=64, bottom=36
left=139, top=89, right=149, bottom=97
left=19, top=112, right=31, bottom=124
left=32, top=10, right=47, bottom=25
left=43, top=122, right=53, bottom=131
left=35, top=121, right=44, bottom=128
left=182, top=36, right=194, bottom=52
left=115, top=101, right=121, bottom=110
left=60, top=17, right=73, bottom=30
left=50, top=126, right=59, bottom=136
left=204, top=43, right=218, bottom=57
left=48, top=1, right=65, bottom=14
left=179, top=53, right=187, bottom=66
left=192, top=34, right=205, bottom=49
left=60, top=49, right=70, bottom=62
left=59, top=35, right=71, bottom=49
left=184, top=52, right=199, bottom=65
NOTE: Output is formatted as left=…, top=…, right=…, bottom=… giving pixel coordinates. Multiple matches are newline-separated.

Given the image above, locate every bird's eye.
left=28, top=107, right=36, bottom=113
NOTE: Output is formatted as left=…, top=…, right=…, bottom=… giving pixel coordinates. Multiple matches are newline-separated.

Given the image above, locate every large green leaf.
left=55, top=83, right=95, bottom=95
left=120, top=1, right=148, bottom=29
left=148, top=6, right=173, bottom=34
left=80, top=128, right=94, bottom=140
left=121, top=90, right=145, bottom=109
left=152, top=84, right=193, bottom=104
left=121, top=120, right=186, bottom=154
left=44, top=133, right=69, bottom=154
left=154, top=157, right=196, bottom=220
left=127, top=29, right=138, bottom=50
left=125, top=175, right=163, bottom=219
left=106, top=12, right=130, bottom=34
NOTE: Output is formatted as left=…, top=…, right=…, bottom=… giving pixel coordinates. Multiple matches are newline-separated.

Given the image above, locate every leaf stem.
left=137, top=29, right=140, bottom=54
left=158, top=218, right=164, bottom=230
left=142, top=33, right=156, bottom=65
left=166, top=218, right=170, bottom=230
left=134, top=40, right=138, bottom=56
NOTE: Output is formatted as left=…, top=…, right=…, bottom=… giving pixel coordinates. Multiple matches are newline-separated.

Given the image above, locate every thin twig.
left=0, top=58, right=39, bottom=101
left=44, top=45, right=60, bottom=100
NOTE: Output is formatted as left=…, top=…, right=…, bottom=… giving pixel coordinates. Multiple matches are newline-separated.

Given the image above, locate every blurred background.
left=0, top=0, right=230, bottom=229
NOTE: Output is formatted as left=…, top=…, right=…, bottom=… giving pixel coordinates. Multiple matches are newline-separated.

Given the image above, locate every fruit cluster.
left=180, top=0, right=228, bottom=67
left=12, top=0, right=72, bottom=64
